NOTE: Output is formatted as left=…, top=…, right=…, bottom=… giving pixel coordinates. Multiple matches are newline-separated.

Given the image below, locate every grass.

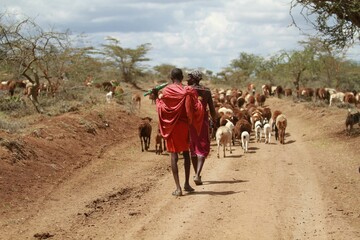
left=0, top=81, right=131, bottom=132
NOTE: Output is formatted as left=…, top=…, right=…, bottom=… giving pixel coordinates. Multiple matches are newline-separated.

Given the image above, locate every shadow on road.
left=187, top=190, right=247, bottom=196
left=204, top=179, right=248, bottom=185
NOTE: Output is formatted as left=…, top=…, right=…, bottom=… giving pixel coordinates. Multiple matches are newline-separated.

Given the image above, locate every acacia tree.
left=299, top=37, right=347, bottom=87
left=101, top=37, right=151, bottom=87
left=0, top=13, right=70, bottom=113
left=280, top=47, right=316, bottom=92
left=256, top=55, right=284, bottom=85
left=290, top=0, right=360, bottom=48
left=153, top=64, right=176, bottom=81
left=230, top=52, right=263, bottom=80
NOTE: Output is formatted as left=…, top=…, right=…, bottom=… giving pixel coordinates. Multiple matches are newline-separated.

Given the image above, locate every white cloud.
left=1, top=0, right=359, bottom=73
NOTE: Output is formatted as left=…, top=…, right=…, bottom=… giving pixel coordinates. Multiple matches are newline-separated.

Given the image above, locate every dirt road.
left=1, top=96, right=359, bottom=240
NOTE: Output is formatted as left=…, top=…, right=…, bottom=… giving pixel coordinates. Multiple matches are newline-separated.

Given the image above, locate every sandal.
left=184, top=185, right=195, bottom=192
left=193, top=176, right=203, bottom=186
left=172, top=189, right=182, bottom=196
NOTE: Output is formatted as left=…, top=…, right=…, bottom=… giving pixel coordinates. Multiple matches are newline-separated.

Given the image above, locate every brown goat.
left=155, top=128, right=166, bottom=154
left=139, top=117, right=152, bottom=152
left=271, top=110, right=282, bottom=132
left=132, top=93, right=141, bottom=109
left=275, top=114, right=287, bottom=144
left=345, top=109, right=360, bottom=132
left=284, top=88, right=292, bottom=97
left=234, top=118, right=252, bottom=143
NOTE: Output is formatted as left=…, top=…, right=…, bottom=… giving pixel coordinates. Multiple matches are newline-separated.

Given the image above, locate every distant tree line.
left=0, top=7, right=359, bottom=113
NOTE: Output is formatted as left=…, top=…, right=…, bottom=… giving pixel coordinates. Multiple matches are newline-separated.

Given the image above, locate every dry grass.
left=0, top=81, right=138, bottom=133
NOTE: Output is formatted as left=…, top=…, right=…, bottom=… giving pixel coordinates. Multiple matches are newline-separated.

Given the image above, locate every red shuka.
left=156, top=83, right=204, bottom=152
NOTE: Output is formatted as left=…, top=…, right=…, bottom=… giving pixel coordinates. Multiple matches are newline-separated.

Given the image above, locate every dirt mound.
left=0, top=103, right=141, bottom=218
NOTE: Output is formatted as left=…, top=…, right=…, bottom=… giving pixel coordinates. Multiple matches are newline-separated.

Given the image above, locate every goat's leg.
left=140, top=137, right=144, bottom=152
left=163, top=139, right=167, bottom=151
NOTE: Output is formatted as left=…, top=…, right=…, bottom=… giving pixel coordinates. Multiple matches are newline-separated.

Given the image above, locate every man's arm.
left=207, top=90, right=217, bottom=125
left=185, top=95, right=193, bottom=125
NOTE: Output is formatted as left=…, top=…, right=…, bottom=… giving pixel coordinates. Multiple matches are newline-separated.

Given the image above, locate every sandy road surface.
left=1, top=96, right=359, bottom=240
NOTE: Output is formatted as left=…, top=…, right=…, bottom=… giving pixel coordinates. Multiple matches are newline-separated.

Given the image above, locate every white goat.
left=106, top=91, right=113, bottom=103
left=263, top=118, right=271, bottom=144
left=329, top=92, right=345, bottom=106
left=241, top=131, right=250, bottom=153
left=254, top=120, right=263, bottom=142
left=215, top=119, right=234, bottom=158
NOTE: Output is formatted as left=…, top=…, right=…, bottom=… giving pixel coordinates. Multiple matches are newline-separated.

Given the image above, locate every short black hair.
left=170, top=68, right=183, bottom=81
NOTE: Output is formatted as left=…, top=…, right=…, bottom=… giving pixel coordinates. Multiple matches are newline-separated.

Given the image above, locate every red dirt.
left=0, top=92, right=359, bottom=240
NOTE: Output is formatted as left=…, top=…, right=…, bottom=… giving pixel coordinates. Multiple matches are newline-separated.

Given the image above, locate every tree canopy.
left=101, top=37, right=151, bottom=87
left=291, top=0, right=360, bottom=48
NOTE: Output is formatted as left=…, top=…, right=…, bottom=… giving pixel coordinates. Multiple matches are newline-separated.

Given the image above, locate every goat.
left=132, top=93, right=141, bottom=109
left=234, top=118, right=252, bottom=143
left=215, top=119, right=234, bottom=158
left=241, top=131, right=250, bottom=153
left=255, top=93, right=266, bottom=107
left=247, top=83, right=256, bottom=95
left=262, top=84, right=271, bottom=97
left=345, top=109, right=360, bottom=132
left=254, top=120, right=263, bottom=143
left=155, top=128, right=166, bottom=154
left=329, top=92, right=345, bottom=106
left=263, top=118, right=271, bottom=144
left=0, top=80, right=18, bottom=96
left=275, top=114, right=287, bottom=144
left=139, top=117, right=152, bottom=152
left=106, top=91, right=113, bottom=103
left=284, top=88, right=292, bottom=97
left=271, top=110, right=282, bottom=132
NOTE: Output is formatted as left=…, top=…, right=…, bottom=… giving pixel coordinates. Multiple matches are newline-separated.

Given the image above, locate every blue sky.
left=2, top=0, right=359, bottom=73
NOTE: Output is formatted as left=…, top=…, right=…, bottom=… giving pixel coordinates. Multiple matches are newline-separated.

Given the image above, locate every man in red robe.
left=187, top=70, right=217, bottom=186
left=156, top=68, right=204, bottom=196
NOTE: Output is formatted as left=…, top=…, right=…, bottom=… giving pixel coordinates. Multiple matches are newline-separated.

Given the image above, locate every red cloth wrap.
left=156, top=84, right=204, bottom=152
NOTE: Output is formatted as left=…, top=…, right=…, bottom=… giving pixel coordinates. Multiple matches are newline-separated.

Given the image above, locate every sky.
left=1, top=0, right=359, bottom=73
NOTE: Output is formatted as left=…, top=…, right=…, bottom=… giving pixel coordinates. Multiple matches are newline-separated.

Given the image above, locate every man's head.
left=187, top=70, right=202, bottom=85
left=170, top=68, right=184, bottom=82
